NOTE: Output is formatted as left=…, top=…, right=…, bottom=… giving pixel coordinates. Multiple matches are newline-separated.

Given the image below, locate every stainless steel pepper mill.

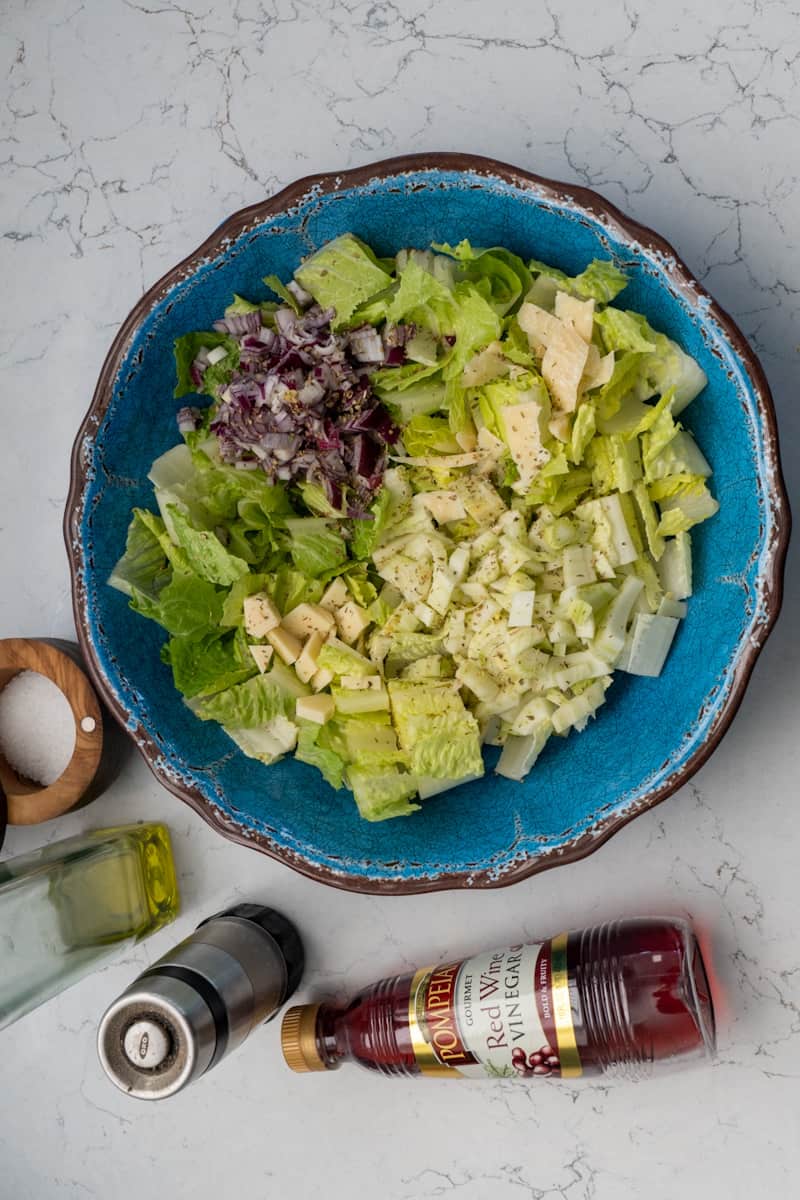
left=97, top=903, right=304, bottom=1100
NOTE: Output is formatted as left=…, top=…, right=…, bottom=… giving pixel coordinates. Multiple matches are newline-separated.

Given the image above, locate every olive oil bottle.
left=0, top=824, right=179, bottom=1030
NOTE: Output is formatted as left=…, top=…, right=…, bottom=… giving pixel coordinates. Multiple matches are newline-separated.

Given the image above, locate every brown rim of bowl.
left=64, top=152, right=791, bottom=895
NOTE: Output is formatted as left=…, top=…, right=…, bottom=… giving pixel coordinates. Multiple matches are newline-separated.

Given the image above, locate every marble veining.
left=1, top=1, right=798, bottom=1197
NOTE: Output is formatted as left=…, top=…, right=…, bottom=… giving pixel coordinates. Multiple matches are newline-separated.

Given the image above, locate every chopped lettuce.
left=347, top=765, right=420, bottom=822
left=294, top=234, right=393, bottom=326
left=284, top=517, right=348, bottom=578
left=295, top=721, right=346, bottom=789
left=108, top=509, right=172, bottom=601
left=166, top=506, right=250, bottom=586
left=163, top=632, right=256, bottom=699
left=197, top=673, right=293, bottom=727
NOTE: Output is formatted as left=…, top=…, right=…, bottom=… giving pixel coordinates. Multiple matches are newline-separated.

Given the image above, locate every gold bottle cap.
left=280, top=1004, right=327, bottom=1072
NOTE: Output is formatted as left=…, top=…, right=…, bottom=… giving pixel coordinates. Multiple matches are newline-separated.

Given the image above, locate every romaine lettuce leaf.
left=657, top=483, right=719, bottom=535
left=166, top=506, right=250, bottom=586
left=295, top=720, right=346, bottom=789
left=130, top=571, right=224, bottom=641
left=223, top=716, right=298, bottom=764
left=284, top=517, right=348, bottom=578
left=108, top=510, right=172, bottom=600
left=387, top=257, right=454, bottom=325
left=163, top=632, right=256, bottom=698
left=265, top=565, right=324, bottom=613
left=595, top=309, right=656, bottom=354
left=294, top=234, right=393, bottom=326
left=528, top=258, right=628, bottom=304
left=350, top=488, right=393, bottom=560
left=198, top=673, right=292, bottom=727
left=401, top=415, right=461, bottom=457
left=347, top=765, right=420, bottom=821
left=434, top=240, right=533, bottom=315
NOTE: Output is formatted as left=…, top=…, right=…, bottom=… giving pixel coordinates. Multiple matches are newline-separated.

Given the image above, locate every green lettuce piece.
left=478, top=370, right=550, bottom=441
left=388, top=681, right=484, bottom=781
left=632, top=480, right=665, bottom=561
left=295, top=481, right=345, bottom=517
left=384, top=633, right=445, bottom=677
left=595, top=309, right=657, bottom=354
left=658, top=532, right=693, bottom=599
left=587, top=434, right=642, bottom=494
left=295, top=721, right=346, bottom=789
left=137, top=506, right=194, bottom=574
left=342, top=567, right=378, bottom=608
left=109, top=510, right=172, bottom=600
left=643, top=430, right=712, bottom=483
left=379, top=381, right=447, bottom=423
left=346, top=765, right=420, bottom=822
left=444, top=282, right=502, bottom=376
left=262, top=274, right=302, bottom=314
left=340, top=719, right=408, bottom=770
left=350, top=488, right=393, bottom=560
left=570, top=260, right=628, bottom=303
left=163, top=632, right=256, bottom=699
left=294, top=235, right=393, bottom=326
left=224, top=294, right=261, bottom=316
left=635, top=331, right=707, bottom=413
left=337, top=285, right=399, bottom=330
left=409, top=726, right=485, bottom=779
left=198, top=673, right=292, bottom=727
left=317, top=638, right=374, bottom=678
left=173, top=332, right=239, bottom=399
left=148, top=443, right=196, bottom=492
left=594, top=352, right=648, bottom=420
left=188, top=450, right=293, bottom=523
left=223, top=716, right=298, bottom=764
left=266, top=565, right=324, bottom=614
left=284, top=517, right=348, bottom=578
left=434, top=240, right=533, bottom=315
left=569, top=401, right=596, bottom=464
left=502, top=318, right=538, bottom=370
left=166, top=506, right=250, bottom=586
left=131, top=571, right=224, bottom=641
left=627, top=387, right=676, bottom=438
left=401, top=415, right=461, bottom=457
left=657, top=483, right=719, bottom=535
left=528, top=258, right=628, bottom=303
left=387, top=258, right=454, bottom=326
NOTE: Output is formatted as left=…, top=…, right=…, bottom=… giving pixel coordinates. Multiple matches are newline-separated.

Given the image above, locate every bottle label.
left=408, top=937, right=582, bottom=1080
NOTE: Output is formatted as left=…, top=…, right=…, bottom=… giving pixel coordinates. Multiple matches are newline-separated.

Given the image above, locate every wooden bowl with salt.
left=0, top=638, right=104, bottom=826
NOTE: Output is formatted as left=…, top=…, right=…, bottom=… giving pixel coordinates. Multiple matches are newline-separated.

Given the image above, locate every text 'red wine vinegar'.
left=281, top=917, right=715, bottom=1081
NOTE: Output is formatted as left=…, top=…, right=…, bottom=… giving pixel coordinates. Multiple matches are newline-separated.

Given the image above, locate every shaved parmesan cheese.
left=462, top=340, right=511, bottom=388
left=555, top=291, right=595, bottom=342
left=541, top=321, right=590, bottom=413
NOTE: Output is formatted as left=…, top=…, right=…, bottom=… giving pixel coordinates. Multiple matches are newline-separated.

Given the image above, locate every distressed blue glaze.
left=76, top=168, right=778, bottom=886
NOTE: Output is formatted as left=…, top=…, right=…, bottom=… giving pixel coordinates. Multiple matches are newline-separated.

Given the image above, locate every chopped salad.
left=110, top=234, right=718, bottom=821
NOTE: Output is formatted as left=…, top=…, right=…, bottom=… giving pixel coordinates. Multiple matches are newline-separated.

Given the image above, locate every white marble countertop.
left=2, top=1, right=799, bottom=1196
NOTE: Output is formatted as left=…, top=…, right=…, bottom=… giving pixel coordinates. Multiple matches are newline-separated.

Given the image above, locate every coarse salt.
left=0, top=670, right=75, bottom=786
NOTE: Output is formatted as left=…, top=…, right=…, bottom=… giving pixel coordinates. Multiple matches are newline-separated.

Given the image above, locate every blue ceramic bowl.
left=66, top=155, right=789, bottom=893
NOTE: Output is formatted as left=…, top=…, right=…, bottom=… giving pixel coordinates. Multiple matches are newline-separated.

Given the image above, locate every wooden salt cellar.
left=0, top=638, right=103, bottom=826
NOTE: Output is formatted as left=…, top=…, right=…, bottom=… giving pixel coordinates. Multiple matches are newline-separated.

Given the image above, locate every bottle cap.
left=281, top=1005, right=327, bottom=1072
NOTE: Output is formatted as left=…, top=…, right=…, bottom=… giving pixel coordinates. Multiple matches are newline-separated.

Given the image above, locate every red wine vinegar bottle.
left=281, top=917, right=715, bottom=1081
